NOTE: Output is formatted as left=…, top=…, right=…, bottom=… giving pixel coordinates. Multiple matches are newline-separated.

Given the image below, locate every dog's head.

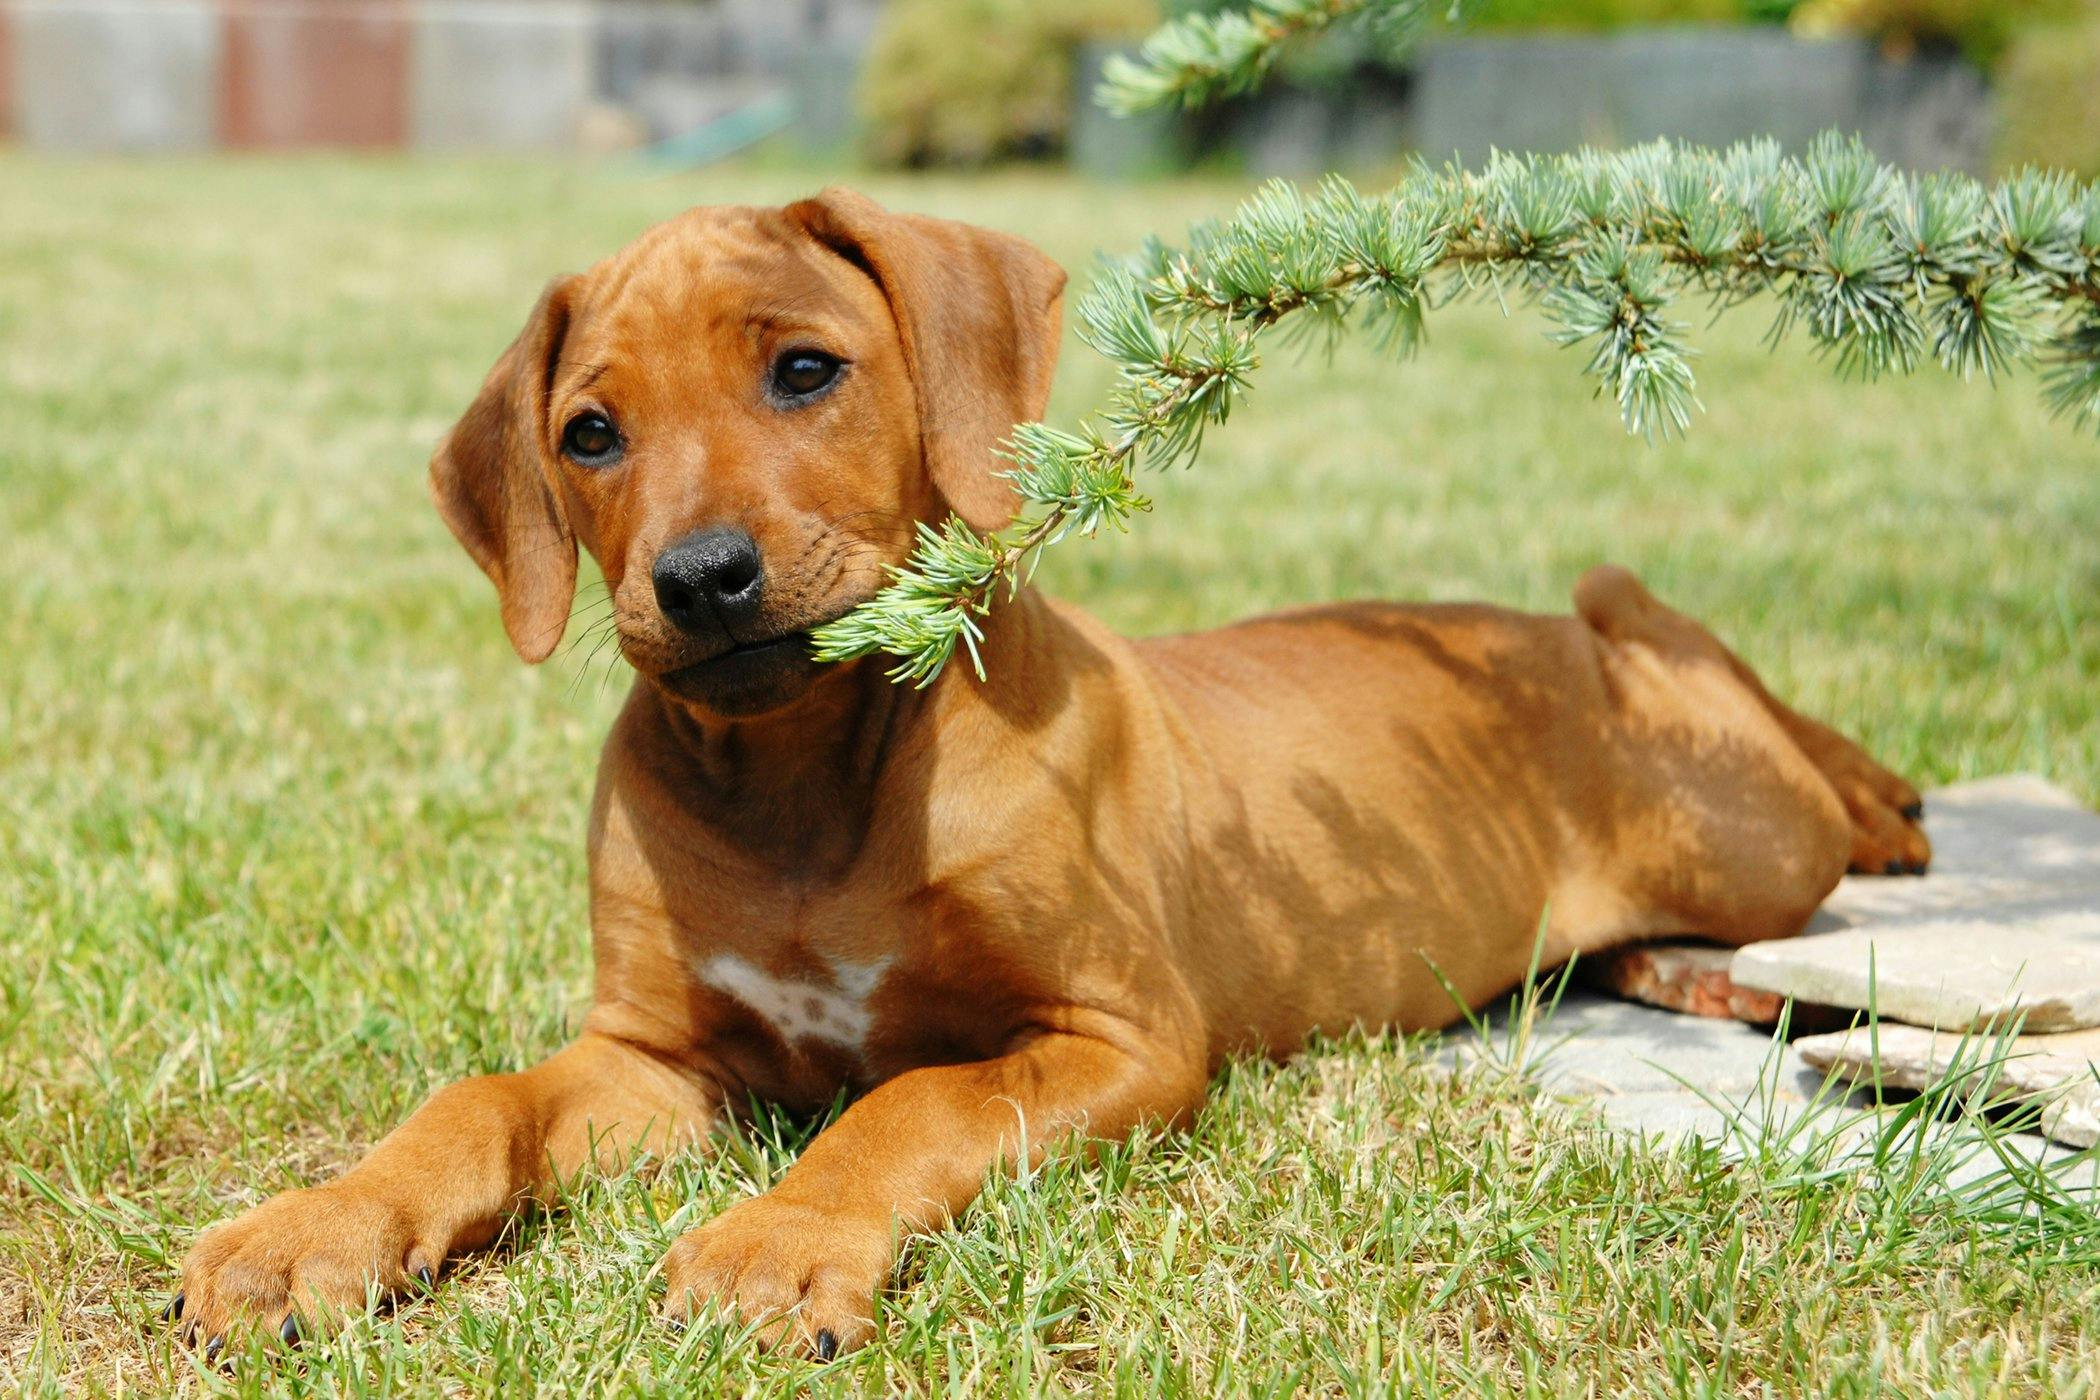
left=429, top=189, right=1065, bottom=718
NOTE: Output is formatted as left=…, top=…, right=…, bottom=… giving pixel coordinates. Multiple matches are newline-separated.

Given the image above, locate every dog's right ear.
left=428, top=277, right=580, bottom=664
left=786, top=188, right=1065, bottom=535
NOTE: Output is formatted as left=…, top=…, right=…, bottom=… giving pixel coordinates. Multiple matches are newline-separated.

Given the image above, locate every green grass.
left=3, top=153, right=2099, bottom=1396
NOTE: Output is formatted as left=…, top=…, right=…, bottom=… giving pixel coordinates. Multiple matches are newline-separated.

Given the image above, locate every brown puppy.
left=172, top=190, right=1930, bottom=1358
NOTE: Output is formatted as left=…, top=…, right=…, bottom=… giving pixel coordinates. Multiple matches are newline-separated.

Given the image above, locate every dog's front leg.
left=173, top=1031, right=719, bottom=1348
left=660, top=1013, right=1207, bottom=1358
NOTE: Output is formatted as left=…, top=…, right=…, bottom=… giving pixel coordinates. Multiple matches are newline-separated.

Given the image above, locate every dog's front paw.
left=660, top=1193, right=893, bottom=1358
left=171, top=1183, right=438, bottom=1353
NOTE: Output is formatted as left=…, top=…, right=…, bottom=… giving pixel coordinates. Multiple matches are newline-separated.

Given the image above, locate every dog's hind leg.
left=1574, top=565, right=1930, bottom=881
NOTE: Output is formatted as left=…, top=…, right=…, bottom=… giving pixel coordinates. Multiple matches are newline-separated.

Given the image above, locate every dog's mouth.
left=648, top=604, right=864, bottom=715
left=660, top=630, right=814, bottom=689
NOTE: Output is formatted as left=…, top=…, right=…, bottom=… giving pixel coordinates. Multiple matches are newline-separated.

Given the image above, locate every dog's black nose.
left=652, top=528, right=763, bottom=635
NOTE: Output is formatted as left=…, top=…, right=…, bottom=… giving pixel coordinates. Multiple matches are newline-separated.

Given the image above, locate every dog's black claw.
left=814, top=1329, right=838, bottom=1362
left=665, top=1314, right=687, bottom=1336
left=279, top=1315, right=299, bottom=1346
left=204, top=1334, right=224, bottom=1364
left=1883, top=859, right=1904, bottom=876
left=1900, top=800, right=1924, bottom=822
left=1906, top=859, right=1929, bottom=875
left=416, top=1265, right=435, bottom=1291
left=162, top=1292, right=184, bottom=1323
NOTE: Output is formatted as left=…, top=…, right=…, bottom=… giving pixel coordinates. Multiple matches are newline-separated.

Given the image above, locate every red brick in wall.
left=219, top=0, right=409, bottom=149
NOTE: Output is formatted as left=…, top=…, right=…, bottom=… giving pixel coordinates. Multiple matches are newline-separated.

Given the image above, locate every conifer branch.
left=811, top=137, right=2100, bottom=683
left=1097, top=0, right=1474, bottom=115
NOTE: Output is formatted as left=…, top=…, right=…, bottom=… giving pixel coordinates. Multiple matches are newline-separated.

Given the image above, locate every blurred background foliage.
left=1789, top=0, right=2085, bottom=67
left=856, top=0, right=2100, bottom=174
left=858, top=0, right=1160, bottom=166
left=1471, top=0, right=1781, bottom=28
left=1994, top=9, right=2100, bottom=176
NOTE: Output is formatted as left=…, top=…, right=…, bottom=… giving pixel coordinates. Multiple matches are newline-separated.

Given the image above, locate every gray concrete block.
left=11, top=0, right=219, bottom=152
left=1608, top=28, right=1870, bottom=152
left=1860, top=51, right=1993, bottom=175
left=810, top=0, right=884, bottom=50
left=718, top=0, right=810, bottom=78
left=788, top=29, right=865, bottom=155
left=1412, top=33, right=1625, bottom=165
left=1411, top=27, right=1986, bottom=172
left=1328, top=84, right=1415, bottom=177
left=1242, top=90, right=1337, bottom=180
left=410, top=2, right=594, bottom=151
left=1070, top=42, right=1186, bottom=180
left=597, top=1, right=730, bottom=107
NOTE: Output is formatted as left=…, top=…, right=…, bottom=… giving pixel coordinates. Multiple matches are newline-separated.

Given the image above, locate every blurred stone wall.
left=1412, top=28, right=1991, bottom=174
left=0, top=0, right=880, bottom=151
left=0, top=3, right=1997, bottom=172
left=1081, top=27, right=1994, bottom=179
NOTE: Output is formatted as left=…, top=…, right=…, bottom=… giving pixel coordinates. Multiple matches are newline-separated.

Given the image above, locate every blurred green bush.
left=1471, top=0, right=1785, bottom=28
left=1788, top=0, right=2084, bottom=67
left=858, top=0, right=1157, bottom=166
left=1994, top=10, right=2100, bottom=175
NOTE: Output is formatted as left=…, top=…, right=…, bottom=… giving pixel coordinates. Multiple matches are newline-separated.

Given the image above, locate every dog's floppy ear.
left=787, top=187, right=1066, bottom=533
left=428, top=276, right=580, bottom=664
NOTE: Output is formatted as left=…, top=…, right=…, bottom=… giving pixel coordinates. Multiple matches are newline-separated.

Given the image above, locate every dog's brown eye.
left=561, top=412, right=621, bottom=465
left=772, top=350, right=841, bottom=399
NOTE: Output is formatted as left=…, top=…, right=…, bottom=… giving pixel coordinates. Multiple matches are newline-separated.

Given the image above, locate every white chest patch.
left=697, top=952, right=894, bottom=1058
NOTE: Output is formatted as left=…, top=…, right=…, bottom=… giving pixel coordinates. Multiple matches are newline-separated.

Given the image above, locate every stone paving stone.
left=13, top=0, right=220, bottom=151
left=1797, top=1023, right=2100, bottom=1149
left=1733, top=777, right=2100, bottom=1032
left=409, top=1, right=593, bottom=150
left=221, top=0, right=410, bottom=149
left=1587, top=942, right=1787, bottom=1022
left=1455, top=993, right=2099, bottom=1190
left=1523, top=990, right=1797, bottom=1100
left=1445, top=992, right=1833, bottom=1144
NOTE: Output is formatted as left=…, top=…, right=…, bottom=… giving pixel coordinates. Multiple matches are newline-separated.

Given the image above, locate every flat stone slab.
left=1797, top=1023, right=2100, bottom=1149
left=1449, top=991, right=1822, bottom=1142
left=1732, top=776, right=2100, bottom=1031
left=1451, top=993, right=2100, bottom=1191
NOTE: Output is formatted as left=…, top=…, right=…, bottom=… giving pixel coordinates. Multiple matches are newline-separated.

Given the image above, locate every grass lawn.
left=3, top=153, right=2099, bottom=1396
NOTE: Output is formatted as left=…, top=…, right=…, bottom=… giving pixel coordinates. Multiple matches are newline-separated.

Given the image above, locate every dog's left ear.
left=428, top=277, right=580, bottom=664
left=787, top=188, right=1066, bottom=533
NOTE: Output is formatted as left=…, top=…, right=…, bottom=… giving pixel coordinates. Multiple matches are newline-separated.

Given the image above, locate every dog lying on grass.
left=170, top=189, right=1929, bottom=1359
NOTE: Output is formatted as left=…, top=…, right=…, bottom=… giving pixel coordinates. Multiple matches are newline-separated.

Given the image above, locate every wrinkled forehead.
left=567, top=205, right=887, bottom=361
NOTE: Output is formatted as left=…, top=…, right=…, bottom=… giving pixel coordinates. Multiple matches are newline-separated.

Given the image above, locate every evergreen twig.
left=812, top=7, right=2100, bottom=685
left=1096, top=0, right=1474, bottom=116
